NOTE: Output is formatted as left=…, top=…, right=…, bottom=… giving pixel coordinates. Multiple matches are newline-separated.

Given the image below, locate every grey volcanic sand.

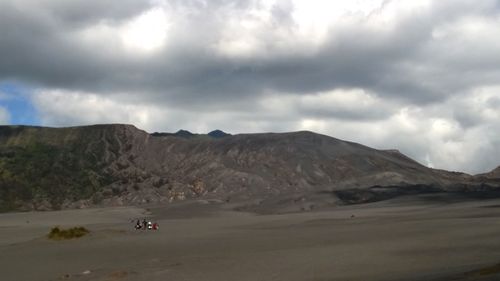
left=2, top=195, right=500, bottom=281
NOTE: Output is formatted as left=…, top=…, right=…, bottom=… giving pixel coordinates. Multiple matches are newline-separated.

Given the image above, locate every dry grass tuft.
left=47, top=226, right=90, bottom=240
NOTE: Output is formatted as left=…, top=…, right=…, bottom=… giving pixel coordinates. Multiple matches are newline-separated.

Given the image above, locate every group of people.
left=135, top=219, right=159, bottom=230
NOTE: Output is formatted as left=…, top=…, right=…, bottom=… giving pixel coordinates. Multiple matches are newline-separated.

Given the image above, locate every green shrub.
left=47, top=226, right=90, bottom=240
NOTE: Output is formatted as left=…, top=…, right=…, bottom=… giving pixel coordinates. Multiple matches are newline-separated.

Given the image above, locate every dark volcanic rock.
left=0, top=124, right=498, bottom=212
left=208, top=130, right=230, bottom=138
left=174, top=129, right=195, bottom=138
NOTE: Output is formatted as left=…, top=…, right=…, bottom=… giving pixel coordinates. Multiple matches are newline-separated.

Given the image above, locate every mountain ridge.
left=0, top=124, right=498, bottom=212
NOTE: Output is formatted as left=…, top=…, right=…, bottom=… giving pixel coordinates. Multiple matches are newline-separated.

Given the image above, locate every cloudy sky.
left=1, top=0, right=499, bottom=174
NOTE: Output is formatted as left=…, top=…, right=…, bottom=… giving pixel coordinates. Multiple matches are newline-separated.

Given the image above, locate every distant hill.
left=151, top=129, right=231, bottom=139
left=476, top=166, right=500, bottom=182
left=0, top=124, right=498, bottom=212
left=208, top=130, right=231, bottom=138
left=484, top=166, right=500, bottom=178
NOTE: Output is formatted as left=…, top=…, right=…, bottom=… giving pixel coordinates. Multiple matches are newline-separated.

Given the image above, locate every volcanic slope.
left=0, top=124, right=497, bottom=212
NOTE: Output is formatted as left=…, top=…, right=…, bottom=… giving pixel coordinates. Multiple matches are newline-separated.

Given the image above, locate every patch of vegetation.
left=0, top=128, right=119, bottom=212
left=47, top=226, right=90, bottom=240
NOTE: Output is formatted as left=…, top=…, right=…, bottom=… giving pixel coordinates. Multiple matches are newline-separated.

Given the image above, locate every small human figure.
left=142, top=219, right=147, bottom=230
left=147, top=221, right=153, bottom=230
left=135, top=219, right=141, bottom=230
left=152, top=222, right=159, bottom=230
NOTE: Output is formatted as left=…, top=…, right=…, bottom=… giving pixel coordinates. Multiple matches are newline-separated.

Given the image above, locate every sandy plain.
left=2, top=194, right=500, bottom=281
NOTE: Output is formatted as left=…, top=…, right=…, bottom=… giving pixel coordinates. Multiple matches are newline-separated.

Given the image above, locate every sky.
left=0, top=0, right=499, bottom=174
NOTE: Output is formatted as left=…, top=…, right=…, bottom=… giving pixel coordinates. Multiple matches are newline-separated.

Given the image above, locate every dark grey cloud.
left=0, top=0, right=143, bottom=87
left=5, top=0, right=153, bottom=27
left=1, top=0, right=498, bottom=106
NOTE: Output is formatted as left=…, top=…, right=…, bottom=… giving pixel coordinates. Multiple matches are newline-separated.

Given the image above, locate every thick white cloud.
left=0, top=106, right=10, bottom=125
left=77, top=7, right=170, bottom=55
left=0, top=90, right=11, bottom=124
left=1, top=0, right=500, bottom=174
left=32, top=90, right=162, bottom=131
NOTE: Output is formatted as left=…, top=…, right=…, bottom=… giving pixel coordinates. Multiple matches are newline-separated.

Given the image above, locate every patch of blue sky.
left=0, top=81, right=39, bottom=126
